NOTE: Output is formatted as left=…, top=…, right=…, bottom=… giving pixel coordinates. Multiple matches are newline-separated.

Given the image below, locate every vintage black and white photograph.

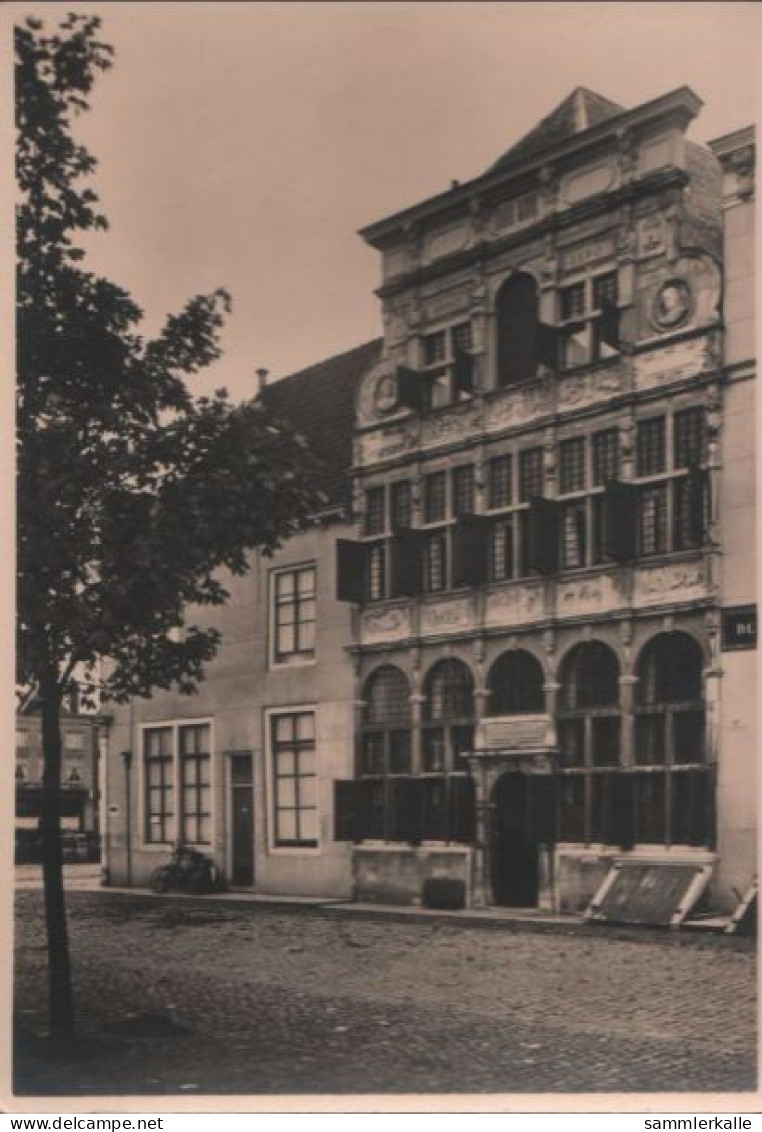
left=11, top=0, right=759, bottom=1112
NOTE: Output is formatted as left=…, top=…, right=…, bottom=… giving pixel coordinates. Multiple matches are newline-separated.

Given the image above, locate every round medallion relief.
left=374, top=373, right=399, bottom=414
left=651, top=278, right=693, bottom=330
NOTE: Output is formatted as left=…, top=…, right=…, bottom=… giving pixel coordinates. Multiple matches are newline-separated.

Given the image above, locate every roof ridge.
left=268, top=337, right=382, bottom=390
left=488, top=87, right=627, bottom=173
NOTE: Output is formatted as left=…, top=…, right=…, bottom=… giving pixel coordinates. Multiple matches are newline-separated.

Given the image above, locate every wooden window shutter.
left=527, top=496, right=559, bottom=576
left=448, top=776, right=476, bottom=843
left=334, top=779, right=366, bottom=841
left=612, top=772, right=635, bottom=850
left=603, top=481, right=637, bottom=563
left=598, top=298, right=620, bottom=349
left=453, top=347, right=474, bottom=394
left=336, top=540, right=366, bottom=603
left=451, top=514, right=491, bottom=587
left=389, top=777, right=423, bottom=842
left=390, top=528, right=424, bottom=598
left=535, top=322, right=557, bottom=370
left=396, top=365, right=424, bottom=412
left=688, top=466, right=708, bottom=545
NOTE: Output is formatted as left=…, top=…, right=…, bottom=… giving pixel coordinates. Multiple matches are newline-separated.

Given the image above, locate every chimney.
left=256, top=367, right=269, bottom=396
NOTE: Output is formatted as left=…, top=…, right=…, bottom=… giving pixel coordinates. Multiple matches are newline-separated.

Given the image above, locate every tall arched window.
left=557, top=642, right=621, bottom=846
left=558, top=642, right=621, bottom=768
left=635, top=633, right=704, bottom=766
left=496, top=272, right=540, bottom=388
left=361, top=665, right=412, bottom=776
left=422, top=659, right=475, bottom=773
left=487, top=650, right=545, bottom=715
left=360, top=665, right=412, bottom=840
left=633, top=632, right=710, bottom=847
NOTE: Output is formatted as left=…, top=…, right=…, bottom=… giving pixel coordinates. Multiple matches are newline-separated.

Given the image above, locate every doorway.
left=230, top=753, right=254, bottom=887
left=490, top=772, right=555, bottom=907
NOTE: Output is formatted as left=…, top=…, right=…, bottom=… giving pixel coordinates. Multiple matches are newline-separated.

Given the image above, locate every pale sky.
left=12, top=1, right=762, bottom=402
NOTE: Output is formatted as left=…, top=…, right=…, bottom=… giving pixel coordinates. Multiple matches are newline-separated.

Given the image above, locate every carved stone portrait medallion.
left=374, top=373, right=399, bottom=415
left=651, top=278, right=693, bottom=330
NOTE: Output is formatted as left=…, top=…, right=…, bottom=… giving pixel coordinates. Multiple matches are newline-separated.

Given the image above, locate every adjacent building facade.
left=104, top=88, right=755, bottom=918
left=16, top=696, right=103, bottom=860
left=104, top=343, right=380, bottom=894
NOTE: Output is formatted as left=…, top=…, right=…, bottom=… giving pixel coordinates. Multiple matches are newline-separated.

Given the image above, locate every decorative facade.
left=103, top=89, right=755, bottom=919
left=333, top=88, right=756, bottom=914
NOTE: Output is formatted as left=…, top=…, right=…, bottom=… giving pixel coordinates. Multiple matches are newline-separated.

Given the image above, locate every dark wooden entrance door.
left=230, top=754, right=254, bottom=887
left=491, top=772, right=555, bottom=907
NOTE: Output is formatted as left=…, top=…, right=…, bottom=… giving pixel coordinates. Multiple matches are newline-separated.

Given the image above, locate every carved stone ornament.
left=651, top=278, right=693, bottom=331
left=374, top=372, right=399, bottom=415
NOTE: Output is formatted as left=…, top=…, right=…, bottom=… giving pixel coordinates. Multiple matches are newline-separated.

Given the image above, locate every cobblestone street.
left=14, top=888, right=757, bottom=1097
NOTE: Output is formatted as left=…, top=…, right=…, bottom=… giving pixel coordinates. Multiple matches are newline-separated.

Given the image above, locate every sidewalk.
left=15, top=863, right=749, bottom=944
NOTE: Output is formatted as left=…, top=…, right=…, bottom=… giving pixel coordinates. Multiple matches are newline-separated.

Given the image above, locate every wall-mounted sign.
left=721, top=605, right=757, bottom=651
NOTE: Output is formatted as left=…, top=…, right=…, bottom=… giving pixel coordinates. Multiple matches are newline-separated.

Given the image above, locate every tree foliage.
left=16, top=12, right=322, bottom=1038
left=17, top=13, right=322, bottom=707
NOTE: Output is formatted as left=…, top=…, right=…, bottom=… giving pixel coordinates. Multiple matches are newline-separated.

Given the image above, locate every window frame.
left=139, top=717, right=215, bottom=850
left=558, top=269, right=620, bottom=371
left=633, top=408, right=708, bottom=560
left=270, top=562, right=317, bottom=667
left=419, top=320, right=475, bottom=410
left=265, top=705, right=321, bottom=854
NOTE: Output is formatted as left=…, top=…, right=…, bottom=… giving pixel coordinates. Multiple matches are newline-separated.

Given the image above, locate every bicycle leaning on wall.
left=149, top=842, right=223, bottom=895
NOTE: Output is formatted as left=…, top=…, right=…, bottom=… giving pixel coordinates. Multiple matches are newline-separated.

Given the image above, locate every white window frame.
left=269, top=561, right=317, bottom=669
left=264, top=704, right=322, bottom=856
left=138, top=717, right=215, bottom=851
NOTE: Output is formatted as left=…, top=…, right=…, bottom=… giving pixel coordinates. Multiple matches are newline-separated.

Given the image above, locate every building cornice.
left=376, top=167, right=689, bottom=300
left=360, top=87, right=702, bottom=251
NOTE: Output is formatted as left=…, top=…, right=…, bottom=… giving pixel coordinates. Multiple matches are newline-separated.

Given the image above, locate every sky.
left=10, top=1, right=762, bottom=403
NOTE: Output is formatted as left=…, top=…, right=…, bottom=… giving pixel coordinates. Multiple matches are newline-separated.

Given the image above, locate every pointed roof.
left=489, top=88, right=626, bottom=172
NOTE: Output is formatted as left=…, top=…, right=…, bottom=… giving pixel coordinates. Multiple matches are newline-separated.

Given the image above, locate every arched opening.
left=496, top=272, right=540, bottom=387
left=361, top=665, right=412, bottom=774
left=635, top=633, right=704, bottom=766
left=557, top=642, right=622, bottom=845
left=360, top=665, right=412, bottom=839
left=487, top=649, right=545, bottom=715
left=422, top=659, right=475, bottom=773
left=632, top=632, right=711, bottom=847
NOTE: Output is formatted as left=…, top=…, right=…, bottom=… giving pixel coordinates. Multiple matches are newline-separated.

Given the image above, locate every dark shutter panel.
left=598, top=298, right=620, bottom=349
left=451, top=514, right=490, bottom=587
left=336, top=540, right=366, bottom=603
left=334, top=780, right=364, bottom=841
left=389, top=777, right=423, bottom=842
left=390, top=528, right=423, bottom=598
left=535, top=322, right=557, bottom=370
left=603, top=481, right=637, bottom=563
left=688, top=466, right=707, bottom=545
left=453, top=348, right=474, bottom=394
left=528, top=496, right=558, bottom=576
left=613, top=772, right=635, bottom=850
left=396, top=365, right=424, bottom=412
left=448, top=776, right=476, bottom=843
left=528, top=776, right=556, bottom=844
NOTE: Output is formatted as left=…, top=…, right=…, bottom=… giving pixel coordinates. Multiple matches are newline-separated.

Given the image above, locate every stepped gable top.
left=488, top=87, right=627, bottom=172
left=260, top=338, right=383, bottom=510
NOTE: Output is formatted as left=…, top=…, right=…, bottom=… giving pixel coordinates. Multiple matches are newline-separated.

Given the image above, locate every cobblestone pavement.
left=14, top=890, right=757, bottom=1098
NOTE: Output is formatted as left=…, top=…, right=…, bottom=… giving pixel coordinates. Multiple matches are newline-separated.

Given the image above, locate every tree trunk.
left=39, top=673, right=75, bottom=1040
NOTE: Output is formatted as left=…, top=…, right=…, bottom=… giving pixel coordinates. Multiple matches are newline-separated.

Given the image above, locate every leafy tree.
left=17, top=13, right=322, bottom=1039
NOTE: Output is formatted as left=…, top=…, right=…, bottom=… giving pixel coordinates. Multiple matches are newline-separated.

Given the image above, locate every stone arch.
left=486, top=649, right=546, bottom=715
